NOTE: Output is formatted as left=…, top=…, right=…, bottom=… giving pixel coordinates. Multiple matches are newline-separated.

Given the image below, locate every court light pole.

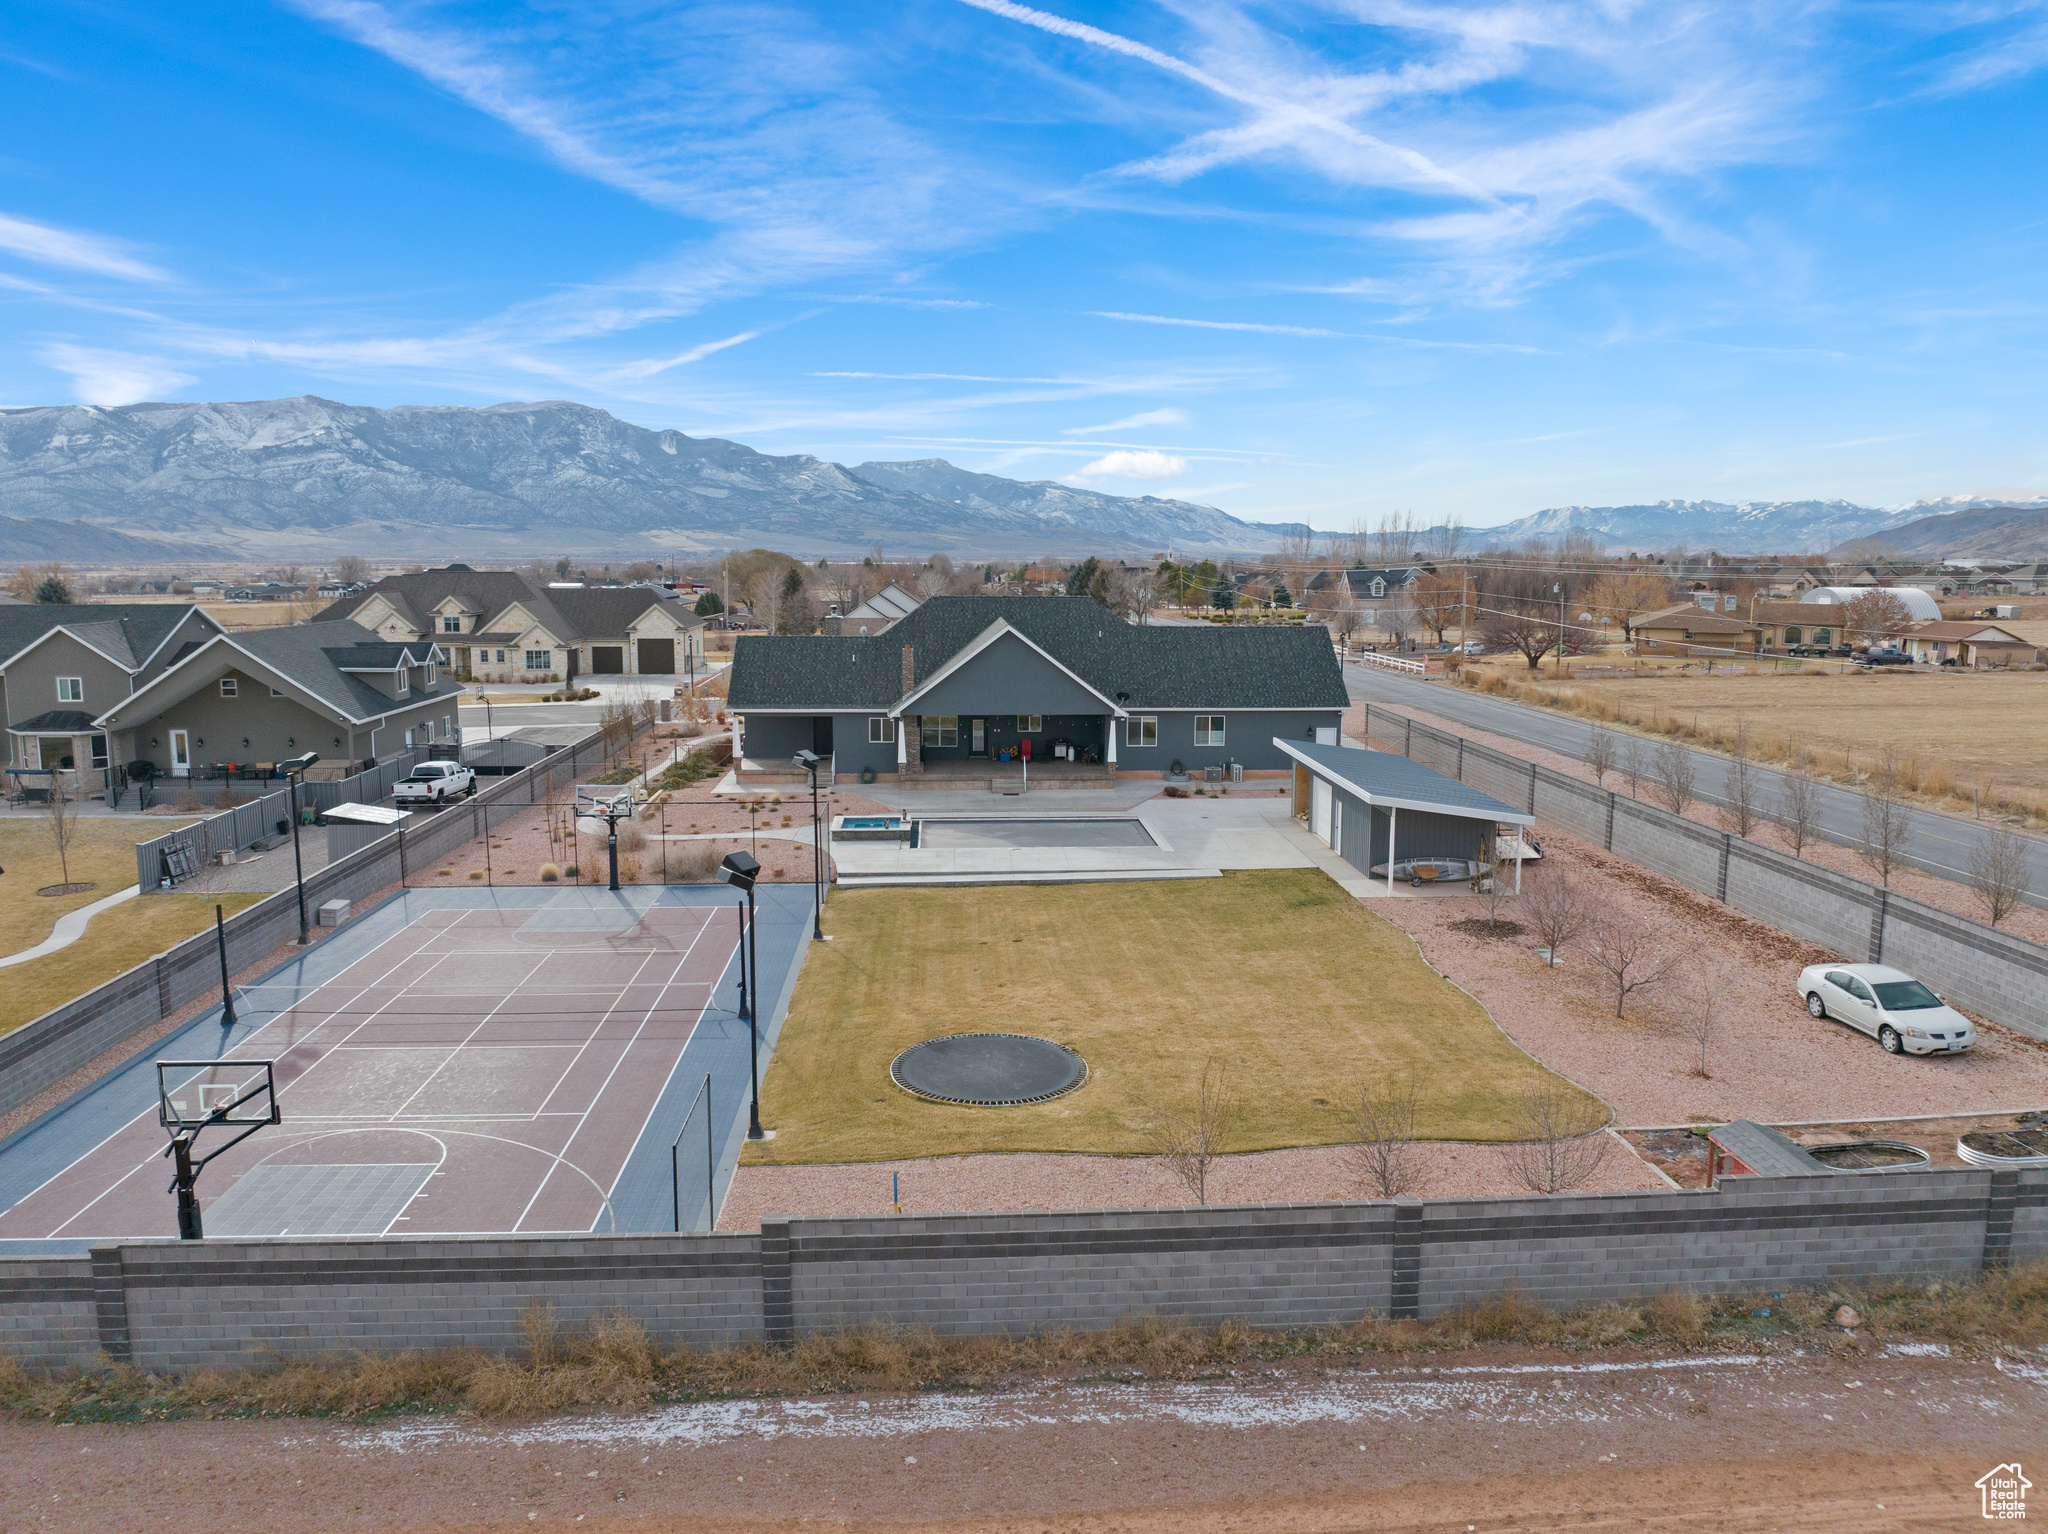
left=720, top=851, right=765, bottom=1139
left=793, top=749, right=824, bottom=941
left=281, top=751, right=319, bottom=945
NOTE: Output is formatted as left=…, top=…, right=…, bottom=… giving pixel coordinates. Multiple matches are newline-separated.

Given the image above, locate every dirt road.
left=8, top=1345, right=2042, bottom=1531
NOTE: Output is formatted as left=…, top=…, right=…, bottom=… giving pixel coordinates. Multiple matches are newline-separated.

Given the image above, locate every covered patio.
left=1275, top=737, right=1534, bottom=896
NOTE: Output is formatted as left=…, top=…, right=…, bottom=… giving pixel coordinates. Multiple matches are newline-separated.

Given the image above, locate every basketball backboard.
left=576, top=785, right=635, bottom=819
left=158, top=1059, right=280, bottom=1131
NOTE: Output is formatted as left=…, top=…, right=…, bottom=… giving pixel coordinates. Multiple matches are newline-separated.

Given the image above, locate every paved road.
left=1342, top=665, right=2048, bottom=911
left=458, top=700, right=605, bottom=735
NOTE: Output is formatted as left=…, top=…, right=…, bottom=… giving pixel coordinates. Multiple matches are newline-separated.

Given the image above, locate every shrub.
left=538, top=862, right=560, bottom=883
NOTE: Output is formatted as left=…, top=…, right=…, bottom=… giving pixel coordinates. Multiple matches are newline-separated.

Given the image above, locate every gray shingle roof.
left=0, top=603, right=201, bottom=672
left=1280, top=739, right=1528, bottom=823
left=728, top=596, right=1347, bottom=711
left=318, top=570, right=701, bottom=643
left=9, top=709, right=97, bottom=733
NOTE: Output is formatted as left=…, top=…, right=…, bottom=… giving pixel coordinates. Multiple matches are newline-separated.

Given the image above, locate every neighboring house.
left=821, top=583, right=922, bottom=636
left=1632, top=603, right=1762, bottom=655
left=317, top=565, right=705, bottom=682
left=726, top=595, right=1346, bottom=783
left=2, top=603, right=223, bottom=792
left=1305, top=566, right=1423, bottom=631
left=2002, top=562, right=2048, bottom=593
left=1749, top=600, right=1846, bottom=651
left=224, top=582, right=305, bottom=601
left=95, top=620, right=466, bottom=780
left=1894, top=621, right=2035, bottom=668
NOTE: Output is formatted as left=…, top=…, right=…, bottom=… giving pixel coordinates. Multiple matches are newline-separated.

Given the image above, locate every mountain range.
left=0, top=395, right=2042, bottom=564
left=0, top=397, right=1303, bottom=563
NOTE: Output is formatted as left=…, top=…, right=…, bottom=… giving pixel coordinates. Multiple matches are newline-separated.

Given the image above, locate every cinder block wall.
left=1360, top=708, right=2048, bottom=1038
left=5, top=1171, right=2038, bottom=1371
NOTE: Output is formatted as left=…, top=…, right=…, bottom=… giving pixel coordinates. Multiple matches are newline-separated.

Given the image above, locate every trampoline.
left=890, top=1032, right=1088, bottom=1107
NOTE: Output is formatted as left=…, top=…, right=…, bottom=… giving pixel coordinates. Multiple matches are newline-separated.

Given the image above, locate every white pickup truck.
left=392, top=760, right=475, bottom=806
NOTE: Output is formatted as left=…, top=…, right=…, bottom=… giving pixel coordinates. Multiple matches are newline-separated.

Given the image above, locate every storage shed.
left=1273, top=738, right=1534, bottom=894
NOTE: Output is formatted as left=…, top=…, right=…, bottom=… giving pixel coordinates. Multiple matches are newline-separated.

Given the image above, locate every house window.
left=1194, top=714, right=1226, bottom=746
left=271, top=686, right=286, bottom=698
left=426, top=661, right=437, bottom=686
left=1017, top=715, right=1042, bottom=732
left=1370, top=578, right=1385, bottom=597
left=1784, top=626, right=1801, bottom=644
left=495, top=649, right=506, bottom=663
left=525, top=649, right=550, bottom=670
left=56, top=677, right=83, bottom=703
left=395, top=670, right=409, bottom=696
left=219, top=677, right=238, bottom=697
left=1125, top=715, right=1158, bottom=748
left=867, top=716, right=895, bottom=744
left=422, top=719, right=435, bottom=743
left=442, top=616, right=462, bottom=633
left=1813, top=627, right=1831, bottom=644
left=90, top=735, right=108, bottom=769
left=922, top=715, right=959, bottom=749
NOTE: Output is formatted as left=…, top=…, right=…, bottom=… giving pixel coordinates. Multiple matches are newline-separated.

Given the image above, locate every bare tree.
left=1374, top=510, right=1417, bottom=568
left=1582, top=913, right=1674, bottom=1018
left=1420, top=515, right=1465, bottom=565
left=1495, top=1083, right=1612, bottom=1195
left=1484, top=605, right=1558, bottom=671
left=1776, top=749, right=1821, bottom=858
left=1143, top=1055, right=1240, bottom=1206
left=331, top=554, right=370, bottom=585
left=1654, top=738, right=1696, bottom=816
left=1860, top=745, right=1913, bottom=887
left=1518, top=870, right=1590, bottom=967
left=1342, top=1076, right=1427, bottom=1199
left=1968, top=825, right=2029, bottom=929
left=1583, top=568, right=1676, bottom=643
left=44, top=775, right=79, bottom=887
left=1668, top=963, right=1724, bottom=1078
left=1840, top=588, right=1914, bottom=649
left=1586, top=727, right=1616, bottom=789
left=1622, top=735, right=1647, bottom=799
left=1473, top=845, right=1514, bottom=933
left=1408, top=570, right=1464, bottom=645
left=1378, top=591, right=1418, bottom=647
left=1717, top=720, right=1761, bottom=838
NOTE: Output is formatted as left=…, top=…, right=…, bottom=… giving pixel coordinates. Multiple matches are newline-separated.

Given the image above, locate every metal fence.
left=671, top=1075, right=715, bottom=1234
left=0, top=725, right=627, bottom=1121
left=134, top=753, right=427, bottom=890
left=1360, top=704, right=2048, bottom=1040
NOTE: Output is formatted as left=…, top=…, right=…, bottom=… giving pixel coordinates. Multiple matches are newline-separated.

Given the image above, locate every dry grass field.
left=744, top=869, right=1601, bottom=1165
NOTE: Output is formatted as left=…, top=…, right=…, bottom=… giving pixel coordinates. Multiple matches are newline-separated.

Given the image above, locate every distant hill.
left=1825, top=504, right=2048, bottom=560
left=1479, top=499, right=1904, bottom=554
left=0, top=397, right=1300, bottom=562
left=0, top=513, right=219, bottom=564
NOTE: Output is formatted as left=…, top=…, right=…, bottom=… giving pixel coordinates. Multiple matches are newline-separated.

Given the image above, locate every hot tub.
left=832, top=814, right=912, bottom=842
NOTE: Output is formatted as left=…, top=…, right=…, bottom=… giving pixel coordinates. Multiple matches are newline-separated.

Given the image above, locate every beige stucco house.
left=319, top=567, right=705, bottom=683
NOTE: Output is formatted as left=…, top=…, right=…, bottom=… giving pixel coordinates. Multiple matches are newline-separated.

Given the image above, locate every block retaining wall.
left=1362, top=706, right=2048, bottom=1038
left=3, top=1170, right=2040, bottom=1371
left=0, top=728, right=620, bottom=1120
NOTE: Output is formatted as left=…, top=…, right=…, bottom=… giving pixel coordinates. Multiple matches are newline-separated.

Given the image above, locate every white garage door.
left=1310, top=777, right=1332, bottom=842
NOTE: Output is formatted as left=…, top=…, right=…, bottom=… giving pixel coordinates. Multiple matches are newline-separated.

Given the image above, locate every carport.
left=1274, top=737, right=1534, bottom=895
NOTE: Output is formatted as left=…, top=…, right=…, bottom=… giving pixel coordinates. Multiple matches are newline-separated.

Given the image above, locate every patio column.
left=1387, top=804, right=1397, bottom=895
left=1106, top=717, right=1118, bottom=767
left=896, top=722, right=907, bottom=767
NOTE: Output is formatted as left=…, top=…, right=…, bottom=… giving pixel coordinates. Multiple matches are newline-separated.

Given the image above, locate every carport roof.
left=1275, top=738, right=1532, bottom=826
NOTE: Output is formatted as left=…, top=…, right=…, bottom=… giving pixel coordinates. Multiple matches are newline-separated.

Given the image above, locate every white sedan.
left=1796, top=963, right=1975, bottom=1056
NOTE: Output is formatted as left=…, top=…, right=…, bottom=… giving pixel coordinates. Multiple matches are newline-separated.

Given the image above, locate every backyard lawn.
left=745, top=869, right=1604, bottom=1165
left=0, top=818, right=264, bottom=1032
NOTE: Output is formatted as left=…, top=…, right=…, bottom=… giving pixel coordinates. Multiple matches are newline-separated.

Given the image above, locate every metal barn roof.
left=1275, top=739, right=1533, bottom=826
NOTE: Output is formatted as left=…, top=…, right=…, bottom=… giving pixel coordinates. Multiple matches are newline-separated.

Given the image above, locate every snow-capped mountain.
left=0, top=397, right=1302, bottom=561
left=1479, top=499, right=1899, bottom=554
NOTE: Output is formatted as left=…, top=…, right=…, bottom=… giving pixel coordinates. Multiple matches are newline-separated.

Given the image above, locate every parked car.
left=393, top=760, right=476, bottom=806
left=1461, top=639, right=1486, bottom=655
left=1368, top=856, right=1482, bottom=886
left=1857, top=647, right=1913, bottom=667
left=1796, top=963, right=1975, bottom=1055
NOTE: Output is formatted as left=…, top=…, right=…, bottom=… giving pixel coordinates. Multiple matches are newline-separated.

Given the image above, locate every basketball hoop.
left=156, top=1059, right=281, bottom=1240
left=576, top=785, right=638, bottom=891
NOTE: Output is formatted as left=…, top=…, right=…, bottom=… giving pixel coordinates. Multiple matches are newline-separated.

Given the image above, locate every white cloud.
left=606, top=330, right=764, bottom=384
left=1064, top=407, right=1190, bottom=435
left=41, top=344, right=195, bottom=406
left=1066, top=448, right=1188, bottom=482
left=0, top=212, right=168, bottom=282
left=1095, top=310, right=1345, bottom=338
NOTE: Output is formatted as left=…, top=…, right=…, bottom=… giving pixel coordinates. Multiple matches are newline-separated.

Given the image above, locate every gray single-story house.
left=95, top=619, right=467, bottom=780
left=1276, top=738, right=1532, bottom=890
left=726, top=596, right=1347, bottom=785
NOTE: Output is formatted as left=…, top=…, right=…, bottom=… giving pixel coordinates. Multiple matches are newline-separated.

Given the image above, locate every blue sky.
left=2, top=1, right=2045, bottom=530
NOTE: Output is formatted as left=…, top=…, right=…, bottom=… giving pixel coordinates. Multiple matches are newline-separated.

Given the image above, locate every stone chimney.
left=899, top=645, right=922, bottom=774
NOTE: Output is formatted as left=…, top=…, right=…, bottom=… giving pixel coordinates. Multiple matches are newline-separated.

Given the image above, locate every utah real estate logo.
left=1979, top=1463, right=2031, bottom=1520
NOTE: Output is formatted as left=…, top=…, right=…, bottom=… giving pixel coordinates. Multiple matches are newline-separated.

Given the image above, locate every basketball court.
left=0, top=885, right=813, bottom=1245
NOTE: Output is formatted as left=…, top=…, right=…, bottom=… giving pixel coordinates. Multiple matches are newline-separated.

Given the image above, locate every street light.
left=281, top=750, right=319, bottom=945
left=793, top=749, right=825, bottom=941
left=720, top=850, right=765, bottom=1140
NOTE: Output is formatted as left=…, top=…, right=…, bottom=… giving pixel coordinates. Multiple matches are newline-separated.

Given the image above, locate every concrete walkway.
left=0, top=883, right=140, bottom=968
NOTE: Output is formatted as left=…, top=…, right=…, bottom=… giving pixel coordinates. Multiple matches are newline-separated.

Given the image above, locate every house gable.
left=895, top=624, right=1122, bottom=718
